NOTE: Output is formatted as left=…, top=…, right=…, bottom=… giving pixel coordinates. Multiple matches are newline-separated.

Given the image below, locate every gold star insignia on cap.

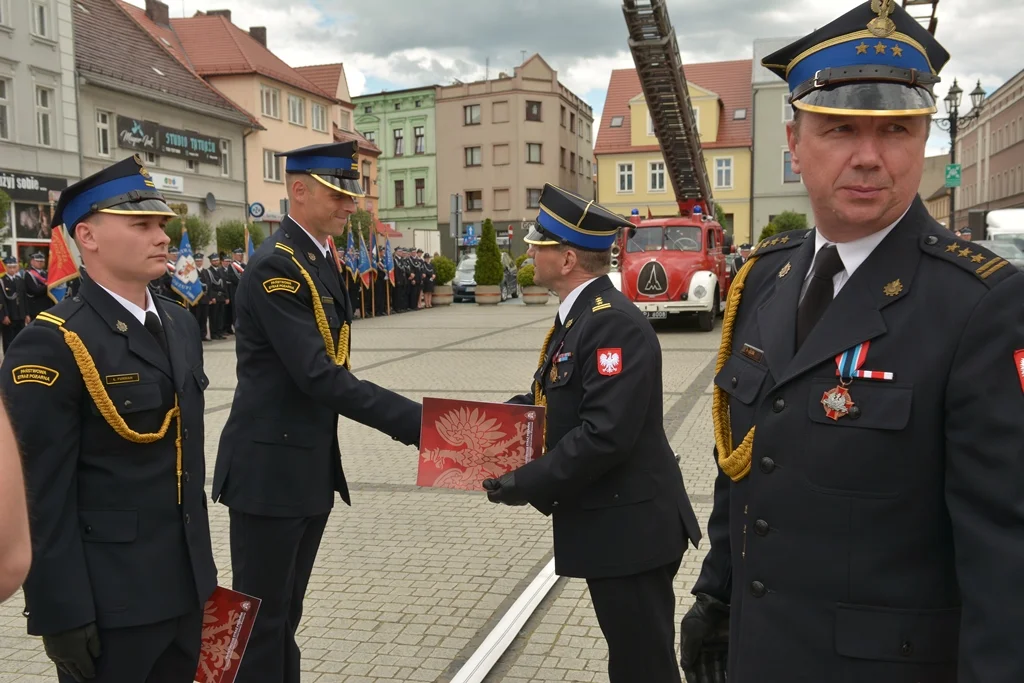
left=883, top=279, right=902, bottom=297
left=116, top=320, right=128, bottom=332
left=945, top=243, right=959, bottom=253
left=874, top=42, right=888, bottom=54
left=958, top=247, right=973, bottom=258
left=971, top=253, right=986, bottom=263
left=778, top=262, right=792, bottom=278
left=855, top=42, right=869, bottom=55
left=891, top=45, right=903, bottom=57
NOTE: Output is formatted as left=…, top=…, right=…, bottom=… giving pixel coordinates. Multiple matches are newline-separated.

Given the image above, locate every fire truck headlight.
left=694, top=285, right=708, bottom=300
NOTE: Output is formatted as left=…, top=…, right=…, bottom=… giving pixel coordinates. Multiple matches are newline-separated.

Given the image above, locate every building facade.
left=435, top=55, right=595, bottom=257
left=0, top=0, right=79, bottom=263
left=952, top=68, right=1024, bottom=231
left=918, top=153, right=951, bottom=227
left=75, top=0, right=257, bottom=253
left=596, top=60, right=753, bottom=243
left=751, top=38, right=812, bottom=242
left=352, top=86, right=439, bottom=248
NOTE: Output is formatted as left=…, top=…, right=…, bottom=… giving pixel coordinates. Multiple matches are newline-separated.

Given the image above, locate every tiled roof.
left=76, top=0, right=256, bottom=125
left=169, top=14, right=336, bottom=101
left=295, top=64, right=349, bottom=104
left=595, top=59, right=753, bottom=156
left=334, top=124, right=381, bottom=156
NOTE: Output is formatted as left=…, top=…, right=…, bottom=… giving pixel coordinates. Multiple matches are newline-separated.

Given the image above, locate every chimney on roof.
left=207, top=9, right=232, bottom=22
left=145, top=0, right=170, bottom=27
left=249, top=27, right=267, bottom=46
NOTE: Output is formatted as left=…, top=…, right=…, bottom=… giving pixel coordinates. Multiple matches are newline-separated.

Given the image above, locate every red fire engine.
left=609, top=0, right=734, bottom=331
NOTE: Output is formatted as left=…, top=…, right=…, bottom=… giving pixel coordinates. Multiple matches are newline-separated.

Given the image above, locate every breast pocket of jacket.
left=91, top=382, right=165, bottom=417
left=713, top=353, right=770, bottom=430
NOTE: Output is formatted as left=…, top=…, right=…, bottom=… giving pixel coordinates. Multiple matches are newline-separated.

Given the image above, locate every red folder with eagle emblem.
left=417, top=398, right=546, bottom=490
left=194, top=587, right=261, bottom=683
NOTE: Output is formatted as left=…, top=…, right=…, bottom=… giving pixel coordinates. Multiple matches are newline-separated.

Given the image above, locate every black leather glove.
left=43, top=622, right=101, bottom=682
left=482, top=472, right=528, bottom=506
left=679, top=593, right=729, bottom=683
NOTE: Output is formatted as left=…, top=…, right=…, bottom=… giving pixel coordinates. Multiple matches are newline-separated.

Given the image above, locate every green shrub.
left=433, top=254, right=455, bottom=285
left=474, top=219, right=503, bottom=286
left=515, top=253, right=530, bottom=269
left=165, top=214, right=213, bottom=255
left=517, top=264, right=536, bottom=288
left=771, top=210, right=808, bottom=233
left=757, top=224, right=777, bottom=243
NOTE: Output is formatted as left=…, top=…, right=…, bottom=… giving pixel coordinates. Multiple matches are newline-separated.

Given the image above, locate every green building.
left=352, top=87, right=439, bottom=247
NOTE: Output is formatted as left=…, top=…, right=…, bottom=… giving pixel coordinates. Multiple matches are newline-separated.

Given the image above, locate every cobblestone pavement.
left=0, top=298, right=723, bottom=683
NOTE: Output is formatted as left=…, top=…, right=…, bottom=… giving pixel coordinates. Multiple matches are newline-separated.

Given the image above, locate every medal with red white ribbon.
left=822, top=341, right=893, bottom=420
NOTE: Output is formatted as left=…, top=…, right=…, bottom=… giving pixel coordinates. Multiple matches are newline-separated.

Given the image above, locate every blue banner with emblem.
left=171, top=228, right=204, bottom=305
left=344, top=228, right=358, bottom=282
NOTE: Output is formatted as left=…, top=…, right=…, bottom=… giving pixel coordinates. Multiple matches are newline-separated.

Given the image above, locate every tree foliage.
left=517, top=264, right=536, bottom=288
left=165, top=214, right=213, bottom=255
left=515, top=253, right=530, bottom=269
left=758, top=210, right=808, bottom=243
left=0, top=190, right=11, bottom=236
left=474, top=219, right=503, bottom=286
left=432, top=254, right=456, bottom=285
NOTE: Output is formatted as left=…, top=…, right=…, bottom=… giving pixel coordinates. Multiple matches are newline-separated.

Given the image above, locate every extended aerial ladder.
left=622, top=0, right=713, bottom=219
left=902, top=0, right=940, bottom=35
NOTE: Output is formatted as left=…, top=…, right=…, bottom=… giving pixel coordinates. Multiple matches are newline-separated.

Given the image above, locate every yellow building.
left=595, top=60, right=754, bottom=243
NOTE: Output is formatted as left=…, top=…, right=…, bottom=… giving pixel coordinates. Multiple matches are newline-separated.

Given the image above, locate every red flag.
left=328, top=237, right=344, bottom=273
left=46, top=225, right=79, bottom=303
left=646, top=207, right=653, bottom=220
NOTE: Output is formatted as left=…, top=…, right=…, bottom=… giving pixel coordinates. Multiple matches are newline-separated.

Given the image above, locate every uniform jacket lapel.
left=80, top=276, right=173, bottom=379
left=157, top=298, right=192, bottom=391
left=281, top=218, right=351, bottom=321
left=776, top=200, right=925, bottom=387
left=756, top=231, right=816, bottom=378
left=538, top=276, right=612, bottom=385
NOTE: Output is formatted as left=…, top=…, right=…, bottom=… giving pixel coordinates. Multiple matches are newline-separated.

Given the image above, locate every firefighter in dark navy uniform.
left=483, top=183, right=703, bottom=683
left=678, top=3, right=1024, bottom=683
left=23, top=251, right=51, bottom=320
left=206, top=254, right=227, bottom=339
left=1, top=256, right=29, bottom=351
left=213, top=141, right=422, bottom=683
left=0, top=155, right=216, bottom=682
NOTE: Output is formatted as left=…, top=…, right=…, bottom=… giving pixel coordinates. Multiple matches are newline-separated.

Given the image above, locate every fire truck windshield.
left=626, top=226, right=702, bottom=253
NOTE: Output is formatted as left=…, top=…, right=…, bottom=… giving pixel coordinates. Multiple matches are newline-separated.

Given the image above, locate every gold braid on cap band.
left=713, top=256, right=759, bottom=482
left=35, top=311, right=185, bottom=504
left=533, top=324, right=556, bottom=451
left=275, top=244, right=351, bottom=370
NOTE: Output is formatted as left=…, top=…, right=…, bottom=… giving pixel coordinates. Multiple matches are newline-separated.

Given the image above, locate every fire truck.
left=609, top=0, right=734, bottom=332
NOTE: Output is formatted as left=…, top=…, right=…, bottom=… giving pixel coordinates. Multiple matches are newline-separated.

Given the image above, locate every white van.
left=984, top=209, right=1024, bottom=249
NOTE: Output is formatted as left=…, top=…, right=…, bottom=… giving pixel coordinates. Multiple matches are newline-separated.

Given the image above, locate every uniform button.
left=283, top=433, right=289, bottom=440
left=901, top=640, right=913, bottom=656
left=22, top=610, right=29, bottom=617
left=84, top=525, right=93, bottom=534
left=848, top=405, right=861, bottom=420
left=185, top=514, right=191, bottom=524
left=772, top=397, right=785, bottom=412
left=613, top=494, right=619, bottom=500
left=760, top=457, right=776, bottom=474
left=754, top=519, right=769, bottom=536
left=750, top=581, right=766, bottom=598
left=183, top=428, right=189, bottom=440
left=730, top=377, right=738, bottom=387
left=183, top=470, right=190, bottom=483
left=552, top=501, right=559, bottom=507
left=925, top=235, right=939, bottom=246
left=123, top=400, right=132, bottom=408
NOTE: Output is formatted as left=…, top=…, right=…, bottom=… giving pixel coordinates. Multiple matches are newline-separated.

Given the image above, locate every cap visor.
left=524, top=226, right=559, bottom=246
left=98, top=198, right=177, bottom=218
left=311, top=173, right=365, bottom=198
left=793, top=82, right=936, bottom=116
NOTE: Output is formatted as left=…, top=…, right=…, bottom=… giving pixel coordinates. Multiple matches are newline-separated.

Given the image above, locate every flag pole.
left=386, top=283, right=390, bottom=316
left=360, top=288, right=365, bottom=319
left=371, top=276, right=375, bottom=317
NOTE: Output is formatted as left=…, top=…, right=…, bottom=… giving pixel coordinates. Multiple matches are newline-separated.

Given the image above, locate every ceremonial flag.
left=171, top=228, right=204, bottom=305
left=344, top=228, right=358, bottom=282
left=357, top=231, right=373, bottom=289
left=46, top=225, right=80, bottom=304
left=384, top=237, right=395, bottom=286
left=369, top=229, right=379, bottom=281
left=328, top=236, right=344, bottom=273
left=244, top=226, right=255, bottom=263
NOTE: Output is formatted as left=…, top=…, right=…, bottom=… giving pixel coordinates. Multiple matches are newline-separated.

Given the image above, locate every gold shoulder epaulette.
left=592, top=294, right=611, bottom=312
left=748, top=230, right=811, bottom=257
left=920, top=232, right=1018, bottom=287
left=274, top=242, right=295, bottom=256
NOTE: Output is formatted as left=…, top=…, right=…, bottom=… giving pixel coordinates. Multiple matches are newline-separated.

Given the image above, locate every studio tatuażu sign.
left=116, top=116, right=220, bottom=165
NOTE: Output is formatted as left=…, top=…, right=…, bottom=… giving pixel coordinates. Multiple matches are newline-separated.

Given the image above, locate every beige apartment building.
left=435, top=55, right=595, bottom=256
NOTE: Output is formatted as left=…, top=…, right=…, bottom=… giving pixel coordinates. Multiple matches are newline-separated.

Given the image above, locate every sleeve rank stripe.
left=36, top=312, right=66, bottom=325
left=978, top=258, right=1008, bottom=279
left=275, top=243, right=295, bottom=255
left=592, top=303, right=612, bottom=312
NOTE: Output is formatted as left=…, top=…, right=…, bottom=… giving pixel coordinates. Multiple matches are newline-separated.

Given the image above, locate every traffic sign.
left=507, top=227, right=513, bottom=238
left=248, top=202, right=265, bottom=218
left=945, top=164, right=962, bottom=188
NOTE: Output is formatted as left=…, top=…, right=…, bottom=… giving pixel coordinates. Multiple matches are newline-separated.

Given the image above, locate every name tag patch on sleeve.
left=12, top=365, right=59, bottom=386
left=597, top=348, right=622, bottom=376
left=105, top=373, right=140, bottom=385
left=263, top=278, right=300, bottom=294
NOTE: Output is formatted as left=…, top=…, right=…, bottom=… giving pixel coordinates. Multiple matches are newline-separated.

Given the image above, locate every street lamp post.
left=934, top=79, right=986, bottom=231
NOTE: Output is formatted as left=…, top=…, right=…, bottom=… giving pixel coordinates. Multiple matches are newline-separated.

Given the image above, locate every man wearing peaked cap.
left=213, top=141, right=420, bottom=683
left=0, top=154, right=215, bottom=682
left=0, top=255, right=28, bottom=351
left=484, top=184, right=702, bottom=682
left=679, top=3, right=1024, bottom=683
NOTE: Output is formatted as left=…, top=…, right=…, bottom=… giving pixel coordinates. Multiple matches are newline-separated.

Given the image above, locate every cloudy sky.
left=129, top=0, right=1023, bottom=156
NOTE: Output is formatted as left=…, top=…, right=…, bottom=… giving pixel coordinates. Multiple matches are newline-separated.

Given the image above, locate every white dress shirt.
left=96, top=283, right=158, bottom=325
left=558, top=277, right=599, bottom=324
left=802, top=204, right=911, bottom=300
left=289, top=216, right=330, bottom=258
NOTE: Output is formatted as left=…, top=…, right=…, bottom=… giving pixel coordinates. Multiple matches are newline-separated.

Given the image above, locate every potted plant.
left=473, top=219, right=503, bottom=305
left=431, top=254, right=455, bottom=306
left=518, top=264, right=549, bottom=305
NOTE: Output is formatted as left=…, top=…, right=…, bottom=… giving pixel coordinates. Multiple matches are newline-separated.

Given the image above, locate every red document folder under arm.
left=417, top=397, right=546, bottom=491
left=194, top=587, right=261, bottom=683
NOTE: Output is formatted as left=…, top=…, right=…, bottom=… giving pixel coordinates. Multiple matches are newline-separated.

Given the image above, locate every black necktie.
left=796, top=244, right=845, bottom=348
left=145, top=311, right=168, bottom=356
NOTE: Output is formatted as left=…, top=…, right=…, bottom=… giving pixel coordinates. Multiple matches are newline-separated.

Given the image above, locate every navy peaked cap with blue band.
left=762, top=0, right=949, bottom=116
left=52, top=155, right=176, bottom=237
left=276, top=141, right=365, bottom=198
left=3, top=256, right=16, bottom=265
left=524, top=184, right=632, bottom=251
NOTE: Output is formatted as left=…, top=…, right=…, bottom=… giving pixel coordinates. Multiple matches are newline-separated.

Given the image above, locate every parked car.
left=972, top=240, right=1024, bottom=271
left=452, top=253, right=520, bottom=302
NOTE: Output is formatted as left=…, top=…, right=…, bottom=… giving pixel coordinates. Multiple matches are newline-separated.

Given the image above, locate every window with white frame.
left=609, top=116, right=624, bottom=128
left=647, top=111, right=655, bottom=136
left=527, top=188, right=542, bottom=209
left=715, top=158, right=733, bottom=189
left=618, top=162, right=634, bottom=193
left=220, top=139, right=230, bottom=177
left=263, top=149, right=282, bottom=182
left=783, top=150, right=800, bottom=183
left=414, top=126, right=425, bottom=154
left=0, top=79, right=11, bottom=141
left=95, top=110, right=111, bottom=157
left=526, top=143, right=542, bottom=164
left=144, top=151, right=159, bottom=165
left=288, top=95, right=305, bottom=126
left=362, top=130, right=375, bottom=143
left=649, top=161, right=665, bottom=192
left=32, top=1, right=50, bottom=38
left=393, top=128, right=404, bottom=155
left=311, top=103, right=327, bottom=132
left=783, top=94, right=794, bottom=122
left=187, top=159, right=199, bottom=173
left=0, top=0, right=8, bottom=27
left=261, top=85, right=280, bottom=118
left=36, top=86, right=53, bottom=147
left=339, top=109, right=351, bottom=131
